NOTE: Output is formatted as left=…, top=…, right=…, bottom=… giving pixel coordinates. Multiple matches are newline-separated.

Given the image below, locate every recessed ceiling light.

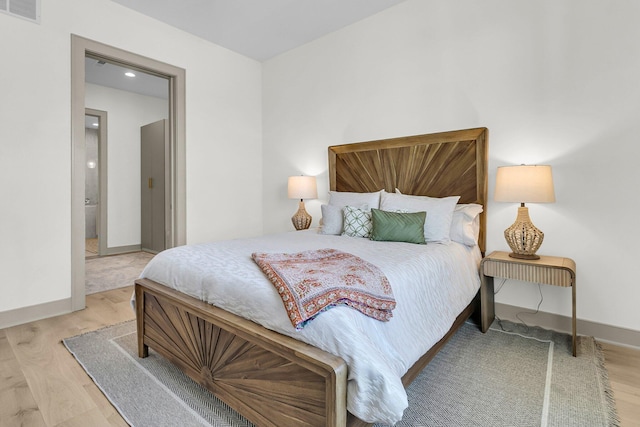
left=125, top=71, right=136, bottom=77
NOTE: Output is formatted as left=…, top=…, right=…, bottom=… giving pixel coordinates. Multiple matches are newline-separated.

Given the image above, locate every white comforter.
left=138, top=230, right=481, bottom=425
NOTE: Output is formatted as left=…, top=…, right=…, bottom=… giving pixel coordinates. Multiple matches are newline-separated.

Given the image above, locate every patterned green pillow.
left=370, top=208, right=426, bottom=244
left=342, top=206, right=373, bottom=238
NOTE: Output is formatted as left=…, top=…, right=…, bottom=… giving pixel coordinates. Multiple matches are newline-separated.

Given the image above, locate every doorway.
left=71, top=35, right=186, bottom=311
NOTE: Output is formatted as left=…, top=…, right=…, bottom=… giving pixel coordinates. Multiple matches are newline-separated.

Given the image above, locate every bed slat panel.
left=329, top=127, right=488, bottom=253
left=137, top=280, right=347, bottom=427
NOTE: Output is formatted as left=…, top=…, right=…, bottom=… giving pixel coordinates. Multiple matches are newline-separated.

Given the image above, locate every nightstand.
left=480, top=251, right=577, bottom=356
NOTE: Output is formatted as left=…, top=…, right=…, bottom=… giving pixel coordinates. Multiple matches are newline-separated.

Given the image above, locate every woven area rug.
left=85, top=252, right=154, bottom=294
left=85, top=238, right=98, bottom=255
left=63, top=320, right=618, bottom=427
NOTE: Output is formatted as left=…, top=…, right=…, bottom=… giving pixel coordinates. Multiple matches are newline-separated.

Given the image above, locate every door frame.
left=71, top=35, right=186, bottom=311
left=85, top=108, right=108, bottom=256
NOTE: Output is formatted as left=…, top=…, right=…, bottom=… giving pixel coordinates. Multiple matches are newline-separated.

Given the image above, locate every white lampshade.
left=494, top=165, right=555, bottom=203
left=287, top=176, right=318, bottom=200
left=495, top=164, right=555, bottom=260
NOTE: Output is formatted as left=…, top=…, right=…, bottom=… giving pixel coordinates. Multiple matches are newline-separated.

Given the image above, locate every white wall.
left=0, top=0, right=262, bottom=313
left=263, top=0, right=640, bottom=332
left=85, top=83, right=168, bottom=248
left=2, top=0, right=638, bottom=334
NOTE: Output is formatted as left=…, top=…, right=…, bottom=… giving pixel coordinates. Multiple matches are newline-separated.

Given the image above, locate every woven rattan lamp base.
left=504, top=206, right=544, bottom=259
left=291, top=201, right=312, bottom=230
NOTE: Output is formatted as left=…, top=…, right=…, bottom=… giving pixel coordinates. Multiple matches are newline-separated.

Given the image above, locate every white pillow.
left=380, top=191, right=460, bottom=243
left=328, top=190, right=381, bottom=209
left=450, top=204, right=483, bottom=246
left=319, top=204, right=344, bottom=235
left=341, top=206, right=373, bottom=238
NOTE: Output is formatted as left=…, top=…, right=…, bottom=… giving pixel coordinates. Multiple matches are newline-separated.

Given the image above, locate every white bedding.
left=137, top=230, right=482, bottom=425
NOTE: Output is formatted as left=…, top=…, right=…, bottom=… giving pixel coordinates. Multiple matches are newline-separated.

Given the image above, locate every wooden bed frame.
left=135, top=127, right=488, bottom=427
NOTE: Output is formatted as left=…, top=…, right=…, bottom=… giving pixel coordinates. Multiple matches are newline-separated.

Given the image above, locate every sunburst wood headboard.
left=328, top=127, right=488, bottom=253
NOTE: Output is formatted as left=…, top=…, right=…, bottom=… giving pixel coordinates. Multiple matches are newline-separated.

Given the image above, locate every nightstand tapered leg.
left=572, top=281, right=577, bottom=357
left=480, top=273, right=495, bottom=333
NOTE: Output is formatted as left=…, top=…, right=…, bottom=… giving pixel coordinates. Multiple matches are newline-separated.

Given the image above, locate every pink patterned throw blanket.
left=252, top=248, right=396, bottom=329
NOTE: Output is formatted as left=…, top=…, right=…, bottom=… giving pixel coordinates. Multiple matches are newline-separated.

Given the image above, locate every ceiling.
left=85, top=57, right=169, bottom=99
left=86, top=1, right=406, bottom=101
left=110, top=0, right=407, bottom=61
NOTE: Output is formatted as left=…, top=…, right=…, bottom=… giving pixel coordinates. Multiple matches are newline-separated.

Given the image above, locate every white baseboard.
left=2, top=247, right=142, bottom=330
left=3, top=298, right=638, bottom=350
left=0, top=298, right=72, bottom=330
left=105, top=244, right=141, bottom=256
left=496, top=303, right=640, bottom=349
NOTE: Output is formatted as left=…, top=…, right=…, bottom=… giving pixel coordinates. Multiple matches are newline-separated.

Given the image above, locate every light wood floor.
left=601, top=341, right=640, bottom=426
left=1, top=286, right=639, bottom=427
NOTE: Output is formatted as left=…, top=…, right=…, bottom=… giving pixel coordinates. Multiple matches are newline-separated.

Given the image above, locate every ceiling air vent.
left=0, top=0, right=40, bottom=23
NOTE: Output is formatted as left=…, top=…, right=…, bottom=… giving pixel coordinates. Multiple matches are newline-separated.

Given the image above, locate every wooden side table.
left=480, top=251, right=577, bottom=356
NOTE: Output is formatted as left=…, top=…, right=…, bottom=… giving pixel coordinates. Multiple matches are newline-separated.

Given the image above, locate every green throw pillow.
left=370, top=209, right=426, bottom=244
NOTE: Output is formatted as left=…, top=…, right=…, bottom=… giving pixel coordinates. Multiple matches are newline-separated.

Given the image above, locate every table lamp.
left=494, top=165, right=555, bottom=259
left=288, top=175, right=317, bottom=230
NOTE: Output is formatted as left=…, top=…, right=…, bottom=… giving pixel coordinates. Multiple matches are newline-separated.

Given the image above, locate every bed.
left=135, top=127, right=489, bottom=426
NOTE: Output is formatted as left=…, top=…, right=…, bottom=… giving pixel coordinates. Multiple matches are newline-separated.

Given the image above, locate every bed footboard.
left=135, top=278, right=348, bottom=427
left=135, top=278, right=478, bottom=427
